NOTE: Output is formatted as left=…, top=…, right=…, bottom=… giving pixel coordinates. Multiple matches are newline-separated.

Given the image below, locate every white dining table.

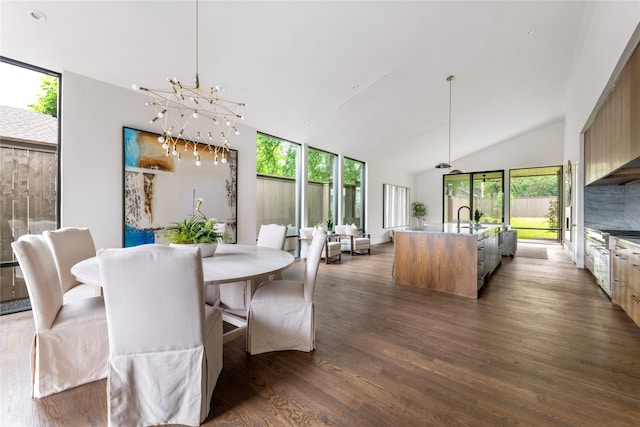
left=71, top=243, right=294, bottom=343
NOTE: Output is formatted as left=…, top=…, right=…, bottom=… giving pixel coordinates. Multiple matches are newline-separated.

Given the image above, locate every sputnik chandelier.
left=132, top=0, right=245, bottom=166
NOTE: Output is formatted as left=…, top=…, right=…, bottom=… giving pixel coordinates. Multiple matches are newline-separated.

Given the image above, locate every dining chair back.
left=43, top=227, right=102, bottom=302
left=247, top=228, right=326, bottom=355
left=98, top=244, right=222, bottom=427
left=256, top=223, right=287, bottom=249
left=11, top=234, right=108, bottom=398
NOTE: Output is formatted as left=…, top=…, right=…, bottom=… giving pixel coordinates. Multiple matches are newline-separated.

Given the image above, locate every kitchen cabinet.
left=393, top=225, right=502, bottom=299
left=584, top=46, right=640, bottom=185
left=612, top=237, right=640, bottom=328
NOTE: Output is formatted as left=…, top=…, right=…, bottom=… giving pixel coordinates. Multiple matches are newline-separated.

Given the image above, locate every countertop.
left=395, top=223, right=502, bottom=237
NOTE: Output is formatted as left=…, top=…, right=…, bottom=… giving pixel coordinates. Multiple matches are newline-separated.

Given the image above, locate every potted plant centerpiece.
left=161, top=198, right=227, bottom=257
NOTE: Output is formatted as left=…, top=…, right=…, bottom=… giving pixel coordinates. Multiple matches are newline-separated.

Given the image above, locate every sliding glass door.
left=509, top=166, right=562, bottom=241
left=443, top=171, right=504, bottom=224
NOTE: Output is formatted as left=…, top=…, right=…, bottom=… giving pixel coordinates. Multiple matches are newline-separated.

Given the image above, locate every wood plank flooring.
left=2, top=242, right=640, bottom=426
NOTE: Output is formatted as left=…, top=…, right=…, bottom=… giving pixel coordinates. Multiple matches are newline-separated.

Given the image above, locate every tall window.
left=443, top=170, right=504, bottom=224
left=307, top=147, right=337, bottom=228
left=256, top=133, right=300, bottom=242
left=509, top=166, right=562, bottom=241
left=343, top=157, right=365, bottom=228
left=0, top=58, right=60, bottom=314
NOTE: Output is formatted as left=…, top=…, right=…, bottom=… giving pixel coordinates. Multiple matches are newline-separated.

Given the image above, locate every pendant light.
left=435, top=75, right=462, bottom=174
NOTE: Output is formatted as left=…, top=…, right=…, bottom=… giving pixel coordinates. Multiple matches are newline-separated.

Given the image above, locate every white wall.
left=414, top=119, right=565, bottom=226
left=365, top=157, right=414, bottom=244
left=61, top=71, right=258, bottom=250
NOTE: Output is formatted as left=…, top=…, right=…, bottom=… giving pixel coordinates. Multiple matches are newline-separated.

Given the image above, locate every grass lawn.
left=510, top=217, right=559, bottom=240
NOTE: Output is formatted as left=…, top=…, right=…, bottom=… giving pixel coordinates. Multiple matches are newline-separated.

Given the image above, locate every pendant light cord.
left=447, top=75, right=454, bottom=164
left=195, top=0, right=200, bottom=88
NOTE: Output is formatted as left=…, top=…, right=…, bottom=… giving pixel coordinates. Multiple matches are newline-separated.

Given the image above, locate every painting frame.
left=122, top=126, right=238, bottom=247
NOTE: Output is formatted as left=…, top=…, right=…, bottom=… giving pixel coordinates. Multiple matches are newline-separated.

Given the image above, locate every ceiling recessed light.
left=352, top=84, right=359, bottom=90
left=27, top=9, right=47, bottom=22
left=527, top=27, right=536, bottom=36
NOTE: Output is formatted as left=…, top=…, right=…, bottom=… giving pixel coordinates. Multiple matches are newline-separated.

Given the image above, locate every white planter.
left=170, top=242, right=217, bottom=257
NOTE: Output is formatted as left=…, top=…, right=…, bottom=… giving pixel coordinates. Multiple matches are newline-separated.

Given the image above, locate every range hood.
left=588, top=156, right=640, bottom=186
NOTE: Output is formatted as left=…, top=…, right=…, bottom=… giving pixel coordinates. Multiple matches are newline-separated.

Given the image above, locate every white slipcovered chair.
left=98, top=244, right=223, bottom=427
left=43, top=227, right=102, bottom=303
left=213, top=223, right=288, bottom=311
left=334, top=224, right=371, bottom=255
left=11, top=234, right=108, bottom=398
left=247, top=228, right=326, bottom=355
left=300, top=227, right=340, bottom=264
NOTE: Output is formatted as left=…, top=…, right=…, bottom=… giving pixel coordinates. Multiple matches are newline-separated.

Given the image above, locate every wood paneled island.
left=393, top=224, right=502, bottom=299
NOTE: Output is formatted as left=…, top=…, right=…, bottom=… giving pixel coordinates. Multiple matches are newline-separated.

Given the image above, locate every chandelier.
left=132, top=0, right=245, bottom=166
left=435, top=75, right=462, bottom=174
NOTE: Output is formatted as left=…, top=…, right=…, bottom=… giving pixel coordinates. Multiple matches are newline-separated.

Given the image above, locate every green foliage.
left=343, top=158, right=363, bottom=185
left=474, top=209, right=484, bottom=222
left=255, top=134, right=363, bottom=184
left=28, top=76, right=58, bottom=117
left=325, top=217, right=334, bottom=231
left=161, top=216, right=226, bottom=244
left=256, top=134, right=298, bottom=177
left=412, top=201, right=427, bottom=219
left=510, top=175, right=558, bottom=198
left=307, top=148, right=334, bottom=182
left=544, top=200, right=558, bottom=229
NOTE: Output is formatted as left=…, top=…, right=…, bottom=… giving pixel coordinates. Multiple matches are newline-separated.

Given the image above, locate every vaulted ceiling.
left=0, top=1, right=588, bottom=174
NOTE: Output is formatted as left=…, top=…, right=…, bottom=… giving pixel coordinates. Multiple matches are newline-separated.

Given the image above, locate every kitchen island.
left=393, top=224, right=502, bottom=299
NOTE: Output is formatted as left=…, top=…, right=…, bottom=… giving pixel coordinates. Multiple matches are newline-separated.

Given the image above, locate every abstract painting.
left=123, top=127, right=238, bottom=246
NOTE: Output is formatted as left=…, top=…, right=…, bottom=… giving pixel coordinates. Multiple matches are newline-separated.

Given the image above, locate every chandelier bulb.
left=195, top=155, right=201, bottom=166
left=161, top=142, right=169, bottom=150
left=150, top=116, right=158, bottom=123
left=177, top=153, right=181, bottom=161
left=233, top=127, right=240, bottom=136
left=224, top=118, right=231, bottom=126
left=221, top=156, right=227, bottom=164
left=157, top=109, right=166, bottom=118
left=158, top=135, right=165, bottom=143
left=208, top=132, right=213, bottom=140
left=172, top=147, right=178, bottom=156
left=132, top=84, right=139, bottom=91
left=193, top=110, right=199, bottom=118
left=212, top=118, right=218, bottom=125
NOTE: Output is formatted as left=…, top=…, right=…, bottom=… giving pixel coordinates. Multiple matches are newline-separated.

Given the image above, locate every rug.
left=516, top=246, right=548, bottom=260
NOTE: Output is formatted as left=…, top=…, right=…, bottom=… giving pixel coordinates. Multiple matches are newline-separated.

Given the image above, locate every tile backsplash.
left=584, top=180, right=640, bottom=230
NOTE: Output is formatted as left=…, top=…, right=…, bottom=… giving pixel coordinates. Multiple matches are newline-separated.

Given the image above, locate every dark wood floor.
left=3, top=242, right=640, bottom=426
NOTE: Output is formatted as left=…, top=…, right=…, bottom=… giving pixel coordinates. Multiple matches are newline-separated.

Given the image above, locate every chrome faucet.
left=457, top=205, right=471, bottom=228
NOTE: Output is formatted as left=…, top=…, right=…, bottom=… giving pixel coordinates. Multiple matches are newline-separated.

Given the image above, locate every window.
left=0, top=58, right=60, bottom=314
left=443, top=170, right=504, bottom=224
left=343, top=157, right=365, bottom=229
left=307, top=147, right=337, bottom=228
left=255, top=133, right=300, bottom=250
left=509, top=166, right=562, bottom=241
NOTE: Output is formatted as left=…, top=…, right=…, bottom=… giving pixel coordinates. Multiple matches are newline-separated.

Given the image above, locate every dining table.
left=71, top=243, right=295, bottom=343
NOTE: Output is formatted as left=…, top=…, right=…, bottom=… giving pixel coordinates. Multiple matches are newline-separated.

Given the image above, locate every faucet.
left=457, top=205, right=471, bottom=228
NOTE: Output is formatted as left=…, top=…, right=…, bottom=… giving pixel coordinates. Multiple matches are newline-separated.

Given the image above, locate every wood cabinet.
left=393, top=226, right=502, bottom=299
left=612, top=237, right=640, bottom=328
left=585, top=46, right=640, bottom=185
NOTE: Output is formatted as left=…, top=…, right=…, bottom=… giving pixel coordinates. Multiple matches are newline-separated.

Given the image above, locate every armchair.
left=334, top=224, right=371, bottom=255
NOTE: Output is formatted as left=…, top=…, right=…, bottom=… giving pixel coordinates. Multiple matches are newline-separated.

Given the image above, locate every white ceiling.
left=0, top=1, right=588, bottom=174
